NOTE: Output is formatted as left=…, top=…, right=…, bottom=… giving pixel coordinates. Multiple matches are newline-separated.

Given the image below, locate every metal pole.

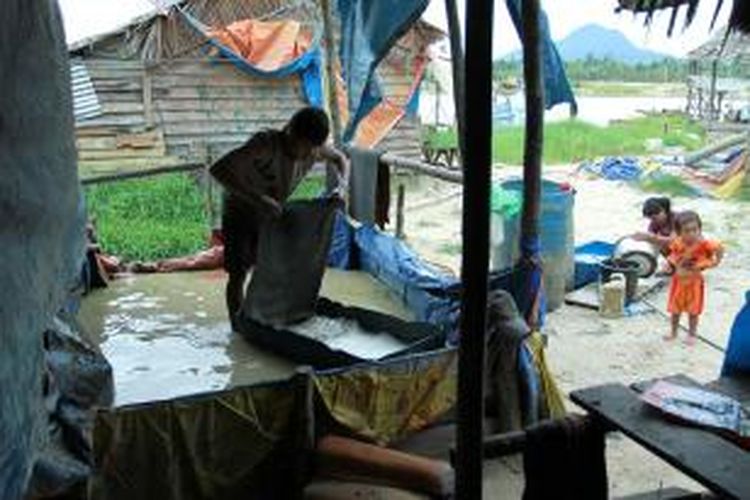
left=456, top=0, right=493, bottom=497
left=521, top=0, right=544, bottom=247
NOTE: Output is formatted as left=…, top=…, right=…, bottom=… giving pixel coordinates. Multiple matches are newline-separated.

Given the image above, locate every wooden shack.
left=69, top=0, right=443, bottom=178
left=686, top=27, right=750, bottom=124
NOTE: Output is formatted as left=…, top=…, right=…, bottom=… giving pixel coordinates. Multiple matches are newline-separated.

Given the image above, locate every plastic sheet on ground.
left=579, top=156, right=643, bottom=181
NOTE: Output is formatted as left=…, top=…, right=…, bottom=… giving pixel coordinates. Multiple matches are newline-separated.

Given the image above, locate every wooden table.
left=571, top=375, right=750, bottom=499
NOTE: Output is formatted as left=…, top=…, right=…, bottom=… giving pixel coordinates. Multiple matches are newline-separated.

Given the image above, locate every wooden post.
left=321, top=0, right=344, bottom=193
left=456, top=0, right=493, bottom=497
left=291, top=366, right=315, bottom=499
left=396, top=184, right=406, bottom=239
left=521, top=0, right=545, bottom=322
left=445, top=0, right=466, bottom=164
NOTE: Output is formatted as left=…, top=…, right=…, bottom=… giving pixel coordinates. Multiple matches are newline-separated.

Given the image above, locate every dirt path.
left=392, top=167, right=750, bottom=496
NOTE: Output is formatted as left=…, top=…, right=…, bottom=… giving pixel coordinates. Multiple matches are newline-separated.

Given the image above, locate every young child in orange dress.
left=665, top=211, right=724, bottom=345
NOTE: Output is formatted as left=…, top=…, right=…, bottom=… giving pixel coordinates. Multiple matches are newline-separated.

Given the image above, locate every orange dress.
left=667, top=238, right=722, bottom=315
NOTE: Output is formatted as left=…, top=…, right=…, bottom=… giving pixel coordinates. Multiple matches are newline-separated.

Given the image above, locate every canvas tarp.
left=90, top=382, right=299, bottom=500
left=179, top=10, right=324, bottom=106
left=1, top=1, right=86, bottom=498
left=315, top=349, right=457, bottom=445
left=336, top=0, right=430, bottom=141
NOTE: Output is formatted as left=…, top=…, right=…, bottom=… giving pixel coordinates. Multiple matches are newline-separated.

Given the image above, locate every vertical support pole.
left=290, top=366, right=315, bottom=499
left=521, top=0, right=545, bottom=331
left=445, top=0, right=466, bottom=163
left=321, top=0, right=345, bottom=193
left=142, top=67, right=154, bottom=128
left=396, top=184, right=406, bottom=240
left=456, top=0, right=493, bottom=497
left=204, top=162, right=215, bottom=228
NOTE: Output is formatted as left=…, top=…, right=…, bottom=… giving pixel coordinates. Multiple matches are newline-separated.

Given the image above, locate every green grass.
left=438, top=242, right=462, bottom=256
left=290, top=175, right=326, bottom=199
left=85, top=173, right=209, bottom=262
left=85, top=174, right=328, bottom=262
left=638, top=173, right=696, bottom=198
left=424, top=115, right=705, bottom=165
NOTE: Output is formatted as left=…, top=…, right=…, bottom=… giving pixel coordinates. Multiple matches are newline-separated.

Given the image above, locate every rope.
left=641, top=297, right=726, bottom=353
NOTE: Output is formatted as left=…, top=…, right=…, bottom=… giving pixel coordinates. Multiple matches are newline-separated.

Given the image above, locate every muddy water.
left=78, top=269, right=412, bottom=407
left=319, top=269, right=414, bottom=320
left=78, top=272, right=294, bottom=407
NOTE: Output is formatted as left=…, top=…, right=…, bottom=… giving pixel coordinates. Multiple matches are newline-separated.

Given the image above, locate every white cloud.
left=423, top=0, right=731, bottom=58
left=59, top=0, right=730, bottom=55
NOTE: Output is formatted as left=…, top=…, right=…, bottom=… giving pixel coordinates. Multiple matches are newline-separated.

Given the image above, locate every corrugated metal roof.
left=70, top=61, right=103, bottom=123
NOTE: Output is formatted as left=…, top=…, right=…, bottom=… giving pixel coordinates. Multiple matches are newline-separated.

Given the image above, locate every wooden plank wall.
left=76, top=53, right=424, bottom=178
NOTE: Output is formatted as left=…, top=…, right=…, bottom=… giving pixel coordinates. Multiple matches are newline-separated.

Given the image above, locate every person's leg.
left=686, top=314, right=699, bottom=346
left=226, top=270, right=246, bottom=332
left=665, top=313, right=679, bottom=340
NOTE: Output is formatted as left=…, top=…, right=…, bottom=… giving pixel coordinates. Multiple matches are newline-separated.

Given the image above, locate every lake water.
left=494, top=95, right=687, bottom=126
left=420, top=92, right=687, bottom=127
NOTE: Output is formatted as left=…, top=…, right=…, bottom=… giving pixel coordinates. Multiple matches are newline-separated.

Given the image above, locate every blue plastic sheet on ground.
left=354, top=225, right=459, bottom=329
left=574, top=240, right=615, bottom=289
left=721, top=291, right=750, bottom=377
left=504, top=0, right=577, bottom=111
left=580, top=157, right=643, bottom=181
left=336, top=0, right=429, bottom=141
left=178, top=8, right=324, bottom=107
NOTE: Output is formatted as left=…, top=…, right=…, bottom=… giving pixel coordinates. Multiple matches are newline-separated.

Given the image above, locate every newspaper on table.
left=641, top=380, right=750, bottom=436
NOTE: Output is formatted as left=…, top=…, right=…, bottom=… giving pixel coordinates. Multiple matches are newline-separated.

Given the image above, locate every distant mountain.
left=505, top=24, right=672, bottom=64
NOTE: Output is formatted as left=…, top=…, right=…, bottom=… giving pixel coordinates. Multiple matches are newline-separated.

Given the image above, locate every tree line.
left=493, top=56, right=750, bottom=83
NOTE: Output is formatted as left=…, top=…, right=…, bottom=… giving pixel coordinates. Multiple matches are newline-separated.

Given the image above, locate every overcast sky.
left=59, top=0, right=729, bottom=57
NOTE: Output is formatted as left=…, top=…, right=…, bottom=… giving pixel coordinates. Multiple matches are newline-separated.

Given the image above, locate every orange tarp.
left=335, top=56, right=428, bottom=148
left=208, top=19, right=312, bottom=71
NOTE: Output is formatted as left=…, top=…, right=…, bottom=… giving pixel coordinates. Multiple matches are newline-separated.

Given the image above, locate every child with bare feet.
left=664, top=211, right=723, bottom=345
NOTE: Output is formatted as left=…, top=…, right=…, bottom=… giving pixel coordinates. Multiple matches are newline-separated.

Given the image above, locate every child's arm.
left=318, top=144, right=350, bottom=198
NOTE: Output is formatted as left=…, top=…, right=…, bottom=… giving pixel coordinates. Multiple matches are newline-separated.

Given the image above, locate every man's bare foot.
left=684, top=336, right=697, bottom=346
left=663, top=334, right=677, bottom=341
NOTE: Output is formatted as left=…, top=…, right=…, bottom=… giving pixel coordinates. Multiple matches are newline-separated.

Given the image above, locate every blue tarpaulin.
left=178, top=8, right=324, bottom=107
left=336, top=0, right=430, bottom=141
left=721, top=291, right=750, bottom=377
left=580, top=157, right=643, bottom=181
left=354, top=225, right=459, bottom=328
left=505, top=0, right=577, bottom=112
left=327, top=210, right=355, bottom=269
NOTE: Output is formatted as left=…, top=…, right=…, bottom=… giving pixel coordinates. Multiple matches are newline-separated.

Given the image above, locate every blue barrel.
left=491, top=179, right=575, bottom=311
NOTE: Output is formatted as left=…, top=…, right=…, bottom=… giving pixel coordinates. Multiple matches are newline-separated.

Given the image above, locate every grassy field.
left=425, top=114, right=705, bottom=165
left=85, top=174, right=325, bottom=261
